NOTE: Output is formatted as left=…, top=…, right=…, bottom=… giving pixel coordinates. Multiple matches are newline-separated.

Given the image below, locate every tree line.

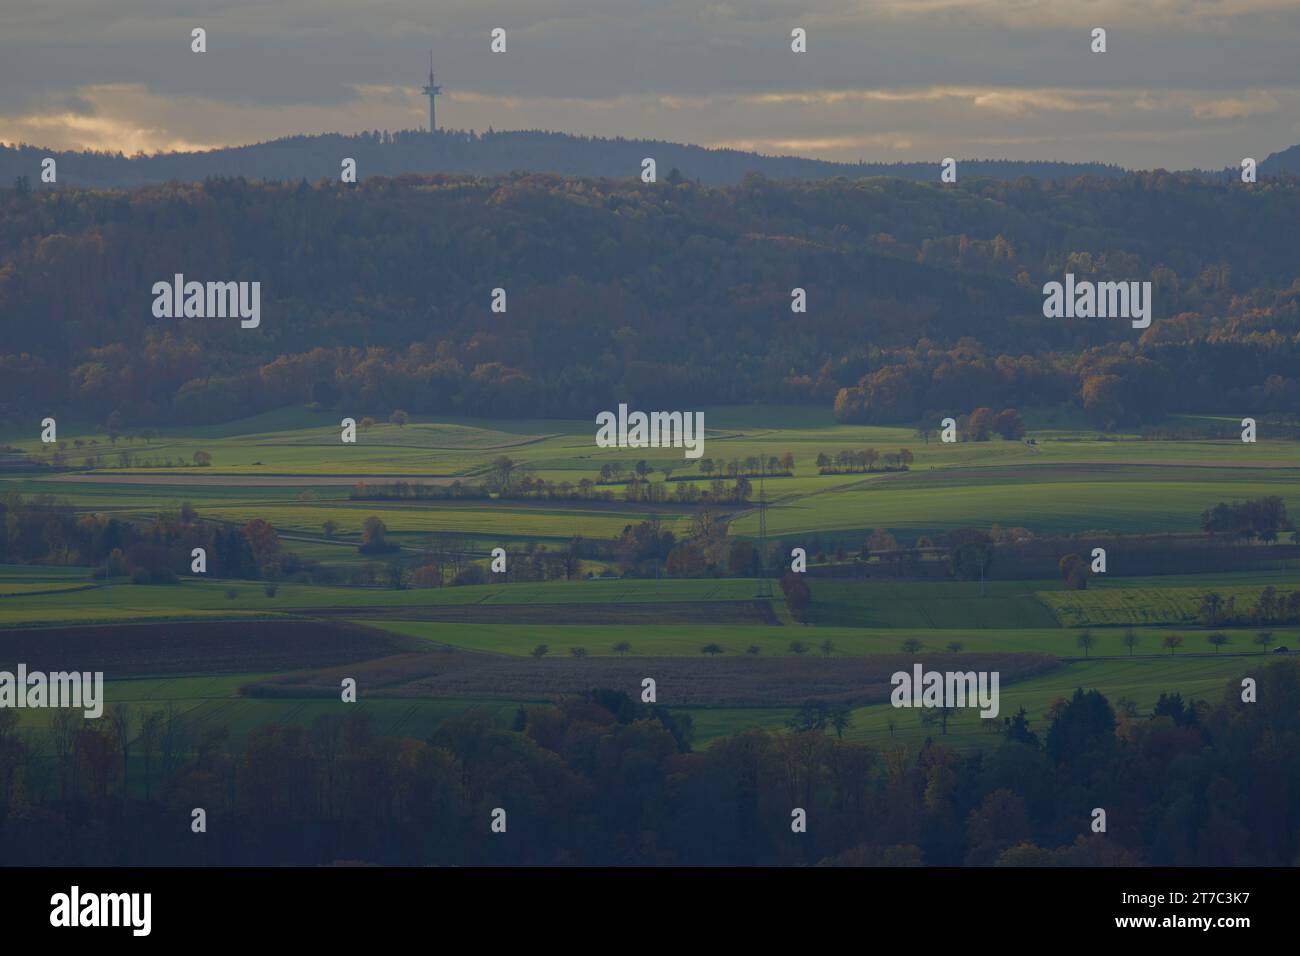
left=0, top=664, right=1295, bottom=865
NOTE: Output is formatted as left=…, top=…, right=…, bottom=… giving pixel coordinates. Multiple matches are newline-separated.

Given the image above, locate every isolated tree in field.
left=946, top=641, right=964, bottom=653
left=612, top=641, right=631, bottom=657
left=829, top=705, right=853, bottom=739
left=1075, top=630, right=1096, bottom=657
left=530, top=644, right=549, bottom=659
left=787, top=640, right=808, bottom=656
left=921, top=703, right=958, bottom=735
left=361, top=516, right=388, bottom=548
left=949, top=528, right=993, bottom=582
left=902, top=638, right=923, bottom=655
left=820, top=638, right=834, bottom=658
left=1122, top=628, right=1139, bottom=656
left=242, top=518, right=281, bottom=566
left=746, top=644, right=761, bottom=655
left=490, top=455, right=516, bottom=492
left=569, top=646, right=588, bottom=659
left=322, top=519, right=339, bottom=538
left=1207, top=632, right=1230, bottom=654
left=360, top=417, right=376, bottom=429
left=779, top=452, right=796, bottom=472
left=1162, top=633, right=1184, bottom=655
left=1255, top=631, right=1273, bottom=649
left=787, top=700, right=829, bottom=733
left=388, top=409, right=409, bottom=428
left=1059, top=553, right=1089, bottom=590
left=780, top=571, right=811, bottom=621
left=966, top=407, right=996, bottom=441
left=263, top=582, right=278, bottom=598
left=993, top=408, right=1026, bottom=440
left=701, top=643, right=724, bottom=657
left=192, top=450, right=212, bottom=466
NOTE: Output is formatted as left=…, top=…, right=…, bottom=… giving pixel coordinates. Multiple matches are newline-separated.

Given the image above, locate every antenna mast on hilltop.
left=422, top=51, right=442, bottom=132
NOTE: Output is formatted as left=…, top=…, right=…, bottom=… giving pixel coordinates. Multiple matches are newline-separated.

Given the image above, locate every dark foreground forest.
left=2, top=663, right=1296, bottom=866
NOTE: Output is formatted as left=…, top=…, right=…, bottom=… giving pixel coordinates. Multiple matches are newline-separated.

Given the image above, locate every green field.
left=4, top=404, right=1299, bottom=754
left=1039, top=576, right=1299, bottom=627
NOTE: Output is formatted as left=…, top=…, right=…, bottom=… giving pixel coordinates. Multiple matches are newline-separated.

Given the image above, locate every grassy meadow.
left=2, top=403, right=1298, bottom=754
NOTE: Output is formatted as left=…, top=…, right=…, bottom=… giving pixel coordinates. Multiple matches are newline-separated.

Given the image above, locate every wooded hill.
left=2, top=170, right=1298, bottom=428
left=0, top=128, right=1127, bottom=190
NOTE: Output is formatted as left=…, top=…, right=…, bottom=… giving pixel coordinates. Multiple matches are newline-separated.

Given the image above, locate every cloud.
left=1192, top=91, right=1280, bottom=120
left=2, top=1, right=1299, bottom=168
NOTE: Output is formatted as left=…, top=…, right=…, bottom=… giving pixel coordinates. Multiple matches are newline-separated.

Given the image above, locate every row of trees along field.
left=4, top=173, right=1300, bottom=427
left=3, top=491, right=1293, bottom=591
left=1, top=665, right=1297, bottom=865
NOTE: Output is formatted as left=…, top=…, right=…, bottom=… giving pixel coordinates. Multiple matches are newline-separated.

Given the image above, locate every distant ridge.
left=1259, top=141, right=1300, bottom=177
left=1, top=127, right=1131, bottom=188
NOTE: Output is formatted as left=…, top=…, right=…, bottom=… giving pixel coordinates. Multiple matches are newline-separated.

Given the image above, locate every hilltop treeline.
left=3, top=172, right=1300, bottom=429
left=0, top=667, right=1297, bottom=866
left=0, top=129, right=1127, bottom=191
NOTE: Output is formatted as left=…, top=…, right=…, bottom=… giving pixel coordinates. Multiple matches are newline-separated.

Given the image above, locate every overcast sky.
left=3, top=0, right=1298, bottom=168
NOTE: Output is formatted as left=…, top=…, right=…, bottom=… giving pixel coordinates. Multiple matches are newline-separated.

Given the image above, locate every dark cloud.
left=2, top=0, right=1298, bottom=167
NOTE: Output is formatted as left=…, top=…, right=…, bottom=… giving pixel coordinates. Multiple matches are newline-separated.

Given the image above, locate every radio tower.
left=422, top=51, right=442, bottom=132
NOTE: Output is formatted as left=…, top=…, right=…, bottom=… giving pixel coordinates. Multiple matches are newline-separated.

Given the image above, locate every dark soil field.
left=304, top=600, right=781, bottom=625
left=246, top=651, right=1059, bottom=708
left=0, top=621, right=423, bottom=675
